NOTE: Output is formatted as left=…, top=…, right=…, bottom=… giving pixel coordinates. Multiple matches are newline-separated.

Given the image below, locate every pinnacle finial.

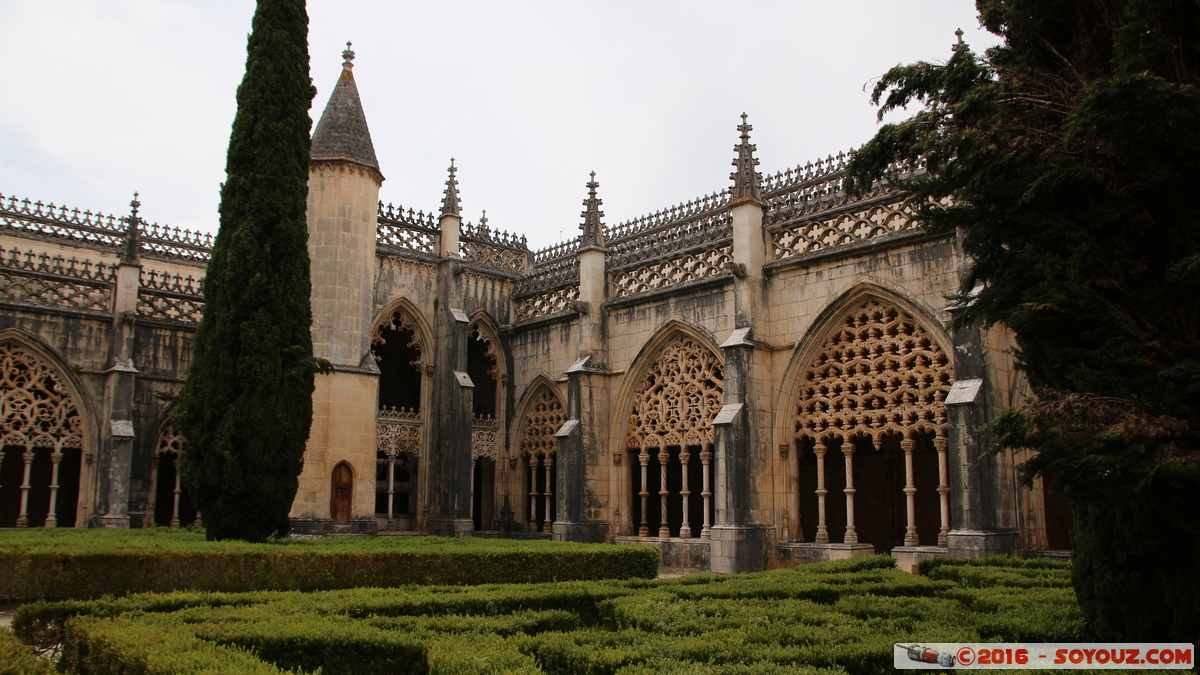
left=479, top=209, right=489, bottom=232
left=342, top=41, right=355, bottom=70
left=730, top=113, right=762, bottom=202
left=122, top=191, right=141, bottom=264
left=579, top=171, right=605, bottom=248
left=953, top=28, right=965, bottom=50
left=441, top=157, right=461, bottom=217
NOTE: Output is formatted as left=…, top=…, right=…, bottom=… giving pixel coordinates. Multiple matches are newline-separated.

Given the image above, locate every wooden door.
left=330, top=462, right=353, bottom=525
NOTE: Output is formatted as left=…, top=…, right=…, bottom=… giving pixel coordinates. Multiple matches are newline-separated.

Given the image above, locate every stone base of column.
left=891, top=545, right=949, bottom=574
left=426, top=518, right=475, bottom=537
left=945, top=529, right=1020, bottom=558
left=777, top=542, right=875, bottom=565
left=709, top=525, right=771, bottom=574
left=551, top=520, right=607, bottom=543
left=90, top=515, right=131, bottom=529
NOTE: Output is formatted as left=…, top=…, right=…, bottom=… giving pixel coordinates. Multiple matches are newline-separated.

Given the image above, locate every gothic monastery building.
left=0, top=49, right=1070, bottom=572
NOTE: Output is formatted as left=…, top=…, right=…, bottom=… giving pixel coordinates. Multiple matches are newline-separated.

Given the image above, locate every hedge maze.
left=10, top=556, right=1095, bottom=675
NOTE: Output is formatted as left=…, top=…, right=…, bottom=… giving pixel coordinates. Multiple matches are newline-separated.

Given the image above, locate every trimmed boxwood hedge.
left=13, top=555, right=1105, bottom=675
left=0, top=626, right=53, bottom=675
left=0, top=530, right=658, bottom=602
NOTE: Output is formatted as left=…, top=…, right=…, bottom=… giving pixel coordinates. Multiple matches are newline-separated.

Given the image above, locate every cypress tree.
left=174, top=0, right=323, bottom=542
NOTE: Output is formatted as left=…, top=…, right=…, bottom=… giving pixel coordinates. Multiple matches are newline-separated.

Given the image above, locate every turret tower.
left=292, top=43, right=384, bottom=533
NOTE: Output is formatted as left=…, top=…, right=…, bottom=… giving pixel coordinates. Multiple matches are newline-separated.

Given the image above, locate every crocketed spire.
left=730, top=113, right=762, bottom=203
left=440, top=158, right=461, bottom=217
left=311, top=42, right=381, bottom=174
left=579, top=171, right=605, bottom=248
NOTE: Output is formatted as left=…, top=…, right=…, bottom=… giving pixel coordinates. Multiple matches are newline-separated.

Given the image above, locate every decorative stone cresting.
left=0, top=246, right=114, bottom=313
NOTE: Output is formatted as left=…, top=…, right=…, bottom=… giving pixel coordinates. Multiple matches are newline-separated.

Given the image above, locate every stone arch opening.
left=625, top=335, right=723, bottom=539
left=517, top=385, right=564, bottom=532
left=376, top=410, right=419, bottom=530
left=372, top=308, right=425, bottom=412
left=0, top=341, right=86, bottom=528
left=149, top=425, right=198, bottom=527
left=467, top=323, right=499, bottom=419
left=791, top=298, right=953, bottom=551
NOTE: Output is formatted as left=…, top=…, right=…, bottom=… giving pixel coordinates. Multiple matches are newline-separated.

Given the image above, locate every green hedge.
left=0, top=627, right=53, bottom=675
left=0, top=530, right=658, bottom=602
left=15, top=555, right=1103, bottom=675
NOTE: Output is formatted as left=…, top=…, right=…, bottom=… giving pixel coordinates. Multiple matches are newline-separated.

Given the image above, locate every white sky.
left=0, top=1, right=998, bottom=251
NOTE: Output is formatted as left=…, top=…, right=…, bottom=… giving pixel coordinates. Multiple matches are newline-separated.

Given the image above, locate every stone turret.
left=293, top=43, right=383, bottom=534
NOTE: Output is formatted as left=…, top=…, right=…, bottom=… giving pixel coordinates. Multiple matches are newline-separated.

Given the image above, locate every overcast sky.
left=0, top=1, right=998, bottom=251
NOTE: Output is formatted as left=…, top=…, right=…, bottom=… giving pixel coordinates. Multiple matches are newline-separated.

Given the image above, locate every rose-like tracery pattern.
left=0, top=343, right=82, bottom=450
left=626, top=337, right=724, bottom=448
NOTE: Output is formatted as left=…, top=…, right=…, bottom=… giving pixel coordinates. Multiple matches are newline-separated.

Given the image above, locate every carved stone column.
left=679, top=447, right=692, bottom=538
left=902, top=436, right=919, bottom=546
left=841, top=440, right=858, bottom=545
left=814, top=441, right=829, bottom=544
left=46, top=450, right=64, bottom=528
left=15, top=449, right=33, bottom=528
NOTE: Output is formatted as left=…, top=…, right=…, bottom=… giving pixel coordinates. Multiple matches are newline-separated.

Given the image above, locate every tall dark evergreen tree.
left=174, top=0, right=322, bottom=542
left=846, top=0, right=1200, bottom=641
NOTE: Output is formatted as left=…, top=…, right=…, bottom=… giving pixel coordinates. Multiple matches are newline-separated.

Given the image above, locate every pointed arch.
left=372, top=299, right=429, bottom=413
left=774, top=282, right=953, bottom=446
left=0, top=329, right=95, bottom=528
left=614, top=321, right=724, bottom=540
left=467, top=312, right=505, bottom=420
left=777, top=283, right=955, bottom=551
left=147, top=420, right=197, bottom=527
left=513, top=376, right=565, bottom=458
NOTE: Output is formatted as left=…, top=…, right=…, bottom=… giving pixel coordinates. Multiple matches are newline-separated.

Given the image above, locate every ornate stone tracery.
left=0, top=342, right=83, bottom=450
left=519, top=387, right=565, bottom=457
left=371, top=308, right=425, bottom=368
left=793, top=299, right=952, bottom=443
left=626, top=337, right=724, bottom=449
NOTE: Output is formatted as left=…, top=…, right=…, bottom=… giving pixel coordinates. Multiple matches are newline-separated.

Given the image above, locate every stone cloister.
left=0, top=47, right=1072, bottom=572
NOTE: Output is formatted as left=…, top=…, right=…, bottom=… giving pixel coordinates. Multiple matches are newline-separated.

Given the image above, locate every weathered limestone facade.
left=0, top=53, right=1070, bottom=572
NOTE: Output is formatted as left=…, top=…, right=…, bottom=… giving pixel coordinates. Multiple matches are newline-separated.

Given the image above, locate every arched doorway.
left=792, top=298, right=953, bottom=550
left=625, top=335, right=723, bottom=539
left=330, top=462, right=353, bottom=526
left=0, top=341, right=85, bottom=528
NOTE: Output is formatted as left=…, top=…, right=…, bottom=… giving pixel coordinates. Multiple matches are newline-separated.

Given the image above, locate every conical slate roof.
left=311, top=44, right=380, bottom=171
